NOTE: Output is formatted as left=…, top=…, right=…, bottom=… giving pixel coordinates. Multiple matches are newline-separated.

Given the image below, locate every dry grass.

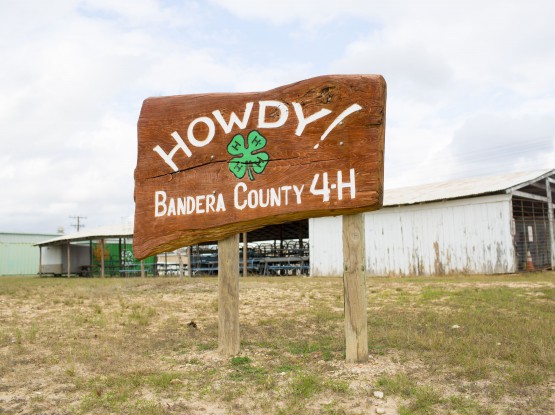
left=0, top=273, right=553, bottom=414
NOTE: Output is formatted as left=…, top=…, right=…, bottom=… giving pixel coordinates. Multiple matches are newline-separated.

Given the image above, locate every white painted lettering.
left=187, top=116, right=215, bottom=147
left=153, top=191, right=226, bottom=216
left=212, top=102, right=254, bottom=134
left=216, top=194, right=226, bottom=212
left=177, top=197, right=186, bottom=215
left=314, top=103, right=363, bottom=149
left=196, top=195, right=205, bottom=213
left=247, top=190, right=258, bottom=208
left=155, top=191, right=167, bottom=217
left=259, top=189, right=269, bottom=208
left=337, top=168, right=356, bottom=200
left=270, top=187, right=281, bottom=206
left=292, top=102, right=332, bottom=136
left=258, top=100, right=288, bottom=129
left=293, top=184, right=304, bottom=204
left=281, top=185, right=292, bottom=205
left=206, top=194, right=215, bottom=212
left=167, top=198, right=176, bottom=216
left=153, top=131, right=192, bottom=172
left=186, top=196, right=195, bottom=214
left=234, top=182, right=248, bottom=210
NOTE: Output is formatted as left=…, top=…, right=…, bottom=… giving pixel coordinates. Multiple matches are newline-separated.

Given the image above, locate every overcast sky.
left=1, top=0, right=555, bottom=234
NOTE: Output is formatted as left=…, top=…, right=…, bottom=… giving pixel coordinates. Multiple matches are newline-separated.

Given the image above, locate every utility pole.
left=69, top=216, right=87, bottom=232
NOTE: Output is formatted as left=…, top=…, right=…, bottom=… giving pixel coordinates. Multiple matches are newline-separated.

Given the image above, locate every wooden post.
left=178, top=250, right=184, bottom=278
left=89, top=240, right=93, bottom=274
left=100, top=238, right=105, bottom=278
left=343, top=213, right=368, bottom=363
left=187, top=247, right=192, bottom=278
left=140, top=260, right=145, bottom=278
left=242, top=232, right=248, bottom=277
left=546, top=179, right=555, bottom=269
left=67, top=243, right=71, bottom=278
left=218, top=234, right=240, bottom=356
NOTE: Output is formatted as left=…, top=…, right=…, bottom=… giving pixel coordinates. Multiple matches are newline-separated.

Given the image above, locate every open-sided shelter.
left=36, top=221, right=309, bottom=277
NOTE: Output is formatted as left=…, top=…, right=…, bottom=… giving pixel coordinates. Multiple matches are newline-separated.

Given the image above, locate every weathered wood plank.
left=343, top=213, right=368, bottom=363
left=218, top=234, right=240, bottom=356
left=133, top=75, right=386, bottom=258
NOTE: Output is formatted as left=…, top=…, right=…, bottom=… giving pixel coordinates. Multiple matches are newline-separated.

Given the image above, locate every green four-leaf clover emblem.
left=227, top=130, right=270, bottom=181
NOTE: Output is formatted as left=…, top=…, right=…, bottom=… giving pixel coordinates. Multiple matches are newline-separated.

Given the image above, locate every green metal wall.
left=0, top=233, right=157, bottom=276
left=0, top=233, right=58, bottom=276
left=91, top=241, right=156, bottom=275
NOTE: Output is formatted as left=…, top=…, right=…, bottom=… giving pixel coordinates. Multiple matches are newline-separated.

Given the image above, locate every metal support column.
left=67, top=243, right=71, bottom=278
left=545, top=178, right=555, bottom=269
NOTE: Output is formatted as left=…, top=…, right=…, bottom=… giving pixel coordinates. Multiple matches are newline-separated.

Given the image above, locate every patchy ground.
left=0, top=274, right=554, bottom=414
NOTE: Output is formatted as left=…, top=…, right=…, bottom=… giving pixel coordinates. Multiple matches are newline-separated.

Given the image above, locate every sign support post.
left=343, top=213, right=368, bottom=363
left=218, top=234, right=240, bottom=356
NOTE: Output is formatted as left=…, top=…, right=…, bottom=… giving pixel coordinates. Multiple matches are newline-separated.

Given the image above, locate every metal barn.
left=0, top=233, right=58, bottom=275
left=310, top=169, right=555, bottom=276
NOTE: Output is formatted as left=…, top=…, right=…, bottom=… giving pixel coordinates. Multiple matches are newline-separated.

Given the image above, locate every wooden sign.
left=133, top=75, right=386, bottom=259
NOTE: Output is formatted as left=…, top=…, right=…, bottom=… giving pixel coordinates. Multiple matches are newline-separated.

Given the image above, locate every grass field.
left=0, top=273, right=553, bottom=414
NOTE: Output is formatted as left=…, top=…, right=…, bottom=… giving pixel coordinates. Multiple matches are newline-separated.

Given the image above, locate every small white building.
left=310, top=169, right=555, bottom=276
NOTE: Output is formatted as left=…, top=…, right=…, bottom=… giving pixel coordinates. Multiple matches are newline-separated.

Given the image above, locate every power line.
left=69, top=215, right=87, bottom=232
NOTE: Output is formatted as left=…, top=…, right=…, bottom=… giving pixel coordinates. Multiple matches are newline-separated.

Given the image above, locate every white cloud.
left=323, top=1, right=555, bottom=186
left=1, top=0, right=555, bottom=233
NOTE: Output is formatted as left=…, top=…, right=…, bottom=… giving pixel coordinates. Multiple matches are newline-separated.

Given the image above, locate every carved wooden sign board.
left=133, top=75, right=386, bottom=259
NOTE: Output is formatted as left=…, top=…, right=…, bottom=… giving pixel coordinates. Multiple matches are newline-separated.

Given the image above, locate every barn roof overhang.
left=37, top=169, right=555, bottom=249
left=384, top=169, right=555, bottom=207
left=36, top=220, right=309, bottom=249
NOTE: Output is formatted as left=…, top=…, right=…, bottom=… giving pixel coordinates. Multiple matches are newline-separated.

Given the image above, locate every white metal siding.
left=309, top=216, right=343, bottom=276
left=61, top=244, right=91, bottom=273
left=310, top=194, right=515, bottom=276
left=40, top=246, right=63, bottom=274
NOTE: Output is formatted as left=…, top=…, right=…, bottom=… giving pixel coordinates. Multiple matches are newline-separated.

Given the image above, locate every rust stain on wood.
left=133, top=75, right=386, bottom=259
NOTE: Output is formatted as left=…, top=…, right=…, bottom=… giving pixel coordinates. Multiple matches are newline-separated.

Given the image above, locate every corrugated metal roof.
left=36, top=169, right=555, bottom=246
left=384, top=169, right=554, bottom=206
left=0, top=233, right=58, bottom=243
left=37, top=224, right=134, bottom=246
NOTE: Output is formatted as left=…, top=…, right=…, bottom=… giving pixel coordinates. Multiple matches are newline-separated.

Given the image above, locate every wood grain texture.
left=343, top=213, right=368, bottom=363
left=218, top=234, right=240, bottom=356
left=134, top=75, right=386, bottom=258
